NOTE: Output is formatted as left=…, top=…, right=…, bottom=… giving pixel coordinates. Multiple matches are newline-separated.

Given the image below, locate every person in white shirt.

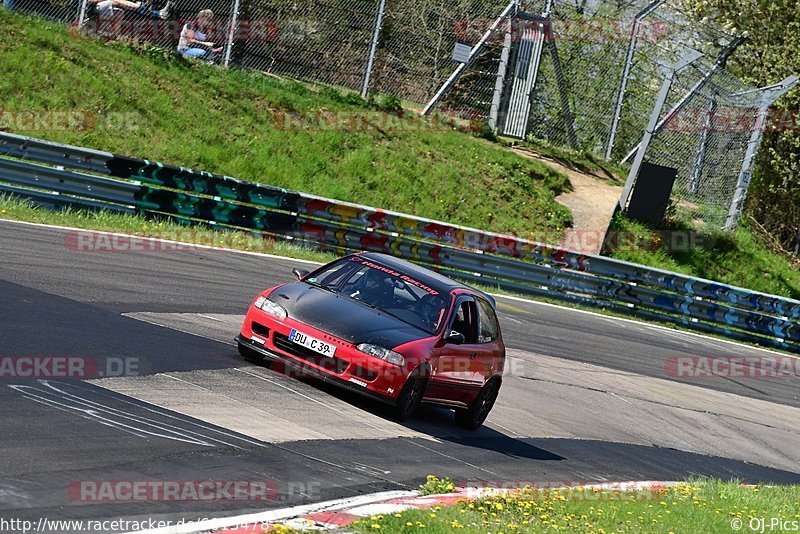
left=88, top=0, right=171, bottom=21
left=178, top=9, right=223, bottom=61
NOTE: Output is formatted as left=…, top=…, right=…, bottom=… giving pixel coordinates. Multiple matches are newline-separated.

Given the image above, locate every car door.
left=428, top=297, right=484, bottom=402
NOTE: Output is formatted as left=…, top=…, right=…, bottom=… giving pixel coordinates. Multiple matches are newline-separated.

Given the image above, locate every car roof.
left=359, top=252, right=497, bottom=308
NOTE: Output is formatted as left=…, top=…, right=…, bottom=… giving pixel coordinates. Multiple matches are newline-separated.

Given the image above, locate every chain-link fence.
left=371, top=0, right=510, bottom=106
left=234, top=0, right=375, bottom=90
left=638, top=59, right=759, bottom=228
left=633, top=62, right=797, bottom=229
left=5, top=0, right=796, bottom=231
left=608, top=0, right=740, bottom=160
left=5, top=0, right=80, bottom=24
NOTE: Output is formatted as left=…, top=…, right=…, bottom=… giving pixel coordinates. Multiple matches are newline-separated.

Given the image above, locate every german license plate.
left=288, top=329, right=336, bottom=358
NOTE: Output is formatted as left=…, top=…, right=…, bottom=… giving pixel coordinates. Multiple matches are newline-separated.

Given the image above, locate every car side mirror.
left=444, top=330, right=466, bottom=345
left=292, top=268, right=310, bottom=280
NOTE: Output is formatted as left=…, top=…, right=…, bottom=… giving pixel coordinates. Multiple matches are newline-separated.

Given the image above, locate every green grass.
left=510, top=138, right=628, bottom=186
left=0, top=9, right=571, bottom=238
left=419, top=476, right=456, bottom=496
left=605, top=213, right=800, bottom=300
left=0, top=195, right=336, bottom=263
left=3, top=9, right=799, bottom=308
left=352, top=480, right=800, bottom=533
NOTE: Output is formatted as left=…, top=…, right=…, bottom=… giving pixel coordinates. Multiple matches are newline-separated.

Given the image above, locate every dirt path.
left=513, top=147, right=623, bottom=255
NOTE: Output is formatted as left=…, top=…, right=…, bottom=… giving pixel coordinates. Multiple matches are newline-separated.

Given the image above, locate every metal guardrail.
left=1, top=131, right=799, bottom=353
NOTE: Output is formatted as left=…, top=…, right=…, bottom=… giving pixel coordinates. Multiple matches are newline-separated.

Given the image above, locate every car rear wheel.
left=393, top=368, right=427, bottom=421
left=455, top=378, right=500, bottom=431
left=238, top=343, right=271, bottom=367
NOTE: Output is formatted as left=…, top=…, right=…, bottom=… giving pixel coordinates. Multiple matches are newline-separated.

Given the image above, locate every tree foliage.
left=683, top=0, right=800, bottom=255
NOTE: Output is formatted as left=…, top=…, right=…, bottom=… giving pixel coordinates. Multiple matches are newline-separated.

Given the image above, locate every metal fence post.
left=222, top=0, right=241, bottom=68
left=605, top=0, right=665, bottom=160
left=619, top=51, right=701, bottom=212
left=688, top=92, right=717, bottom=194
left=545, top=23, right=578, bottom=150
left=422, top=0, right=519, bottom=115
left=360, top=0, right=387, bottom=99
left=621, top=37, right=744, bottom=164
left=489, top=14, right=515, bottom=130
left=724, top=75, right=799, bottom=230
left=76, top=0, right=88, bottom=27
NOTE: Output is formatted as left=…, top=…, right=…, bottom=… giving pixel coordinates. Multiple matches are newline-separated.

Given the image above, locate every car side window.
left=451, top=300, right=479, bottom=344
left=477, top=298, right=499, bottom=343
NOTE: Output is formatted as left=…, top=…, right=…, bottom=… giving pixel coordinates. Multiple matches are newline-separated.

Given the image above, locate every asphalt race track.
left=1, top=219, right=799, bottom=531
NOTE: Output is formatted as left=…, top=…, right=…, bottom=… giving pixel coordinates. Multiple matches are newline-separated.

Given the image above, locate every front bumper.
left=236, top=334, right=397, bottom=406
left=237, top=309, right=408, bottom=404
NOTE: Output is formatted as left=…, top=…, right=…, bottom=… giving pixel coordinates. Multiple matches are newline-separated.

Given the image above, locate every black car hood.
left=269, top=282, right=430, bottom=348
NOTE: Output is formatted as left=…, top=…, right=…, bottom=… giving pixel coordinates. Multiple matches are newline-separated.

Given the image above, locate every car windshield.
left=305, top=257, right=448, bottom=334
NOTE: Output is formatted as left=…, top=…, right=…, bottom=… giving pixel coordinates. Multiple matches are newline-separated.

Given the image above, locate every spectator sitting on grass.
left=87, top=0, right=172, bottom=22
left=178, top=9, right=223, bottom=61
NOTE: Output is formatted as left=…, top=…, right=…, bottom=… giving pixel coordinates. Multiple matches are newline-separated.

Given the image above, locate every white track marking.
left=495, top=293, right=800, bottom=359
left=121, top=312, right=237, bottom=346
left=159, top=372, right=333, bottom=440
left=124, top=490, right=417, bottom=534
left=10, top=380, right=267, bottom=448
left=9, top=382, right=227, bottom=447
left=234, top=368, right=394, bottom=434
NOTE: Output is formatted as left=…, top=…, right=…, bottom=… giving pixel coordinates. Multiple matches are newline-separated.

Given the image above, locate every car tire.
left=393, top=368, right=427, bottom=422
left=455, top=378, right=500, bottom=431
left=238, top=343, right=271, bottom=367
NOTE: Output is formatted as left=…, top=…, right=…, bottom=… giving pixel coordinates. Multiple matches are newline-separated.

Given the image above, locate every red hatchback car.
left=236, top=252, right=505, bottom=429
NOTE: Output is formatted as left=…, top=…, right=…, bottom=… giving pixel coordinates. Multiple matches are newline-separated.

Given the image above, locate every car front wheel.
left=455, top=378, right=500, bottom=431
left=393, top=368, right=427, bottom=421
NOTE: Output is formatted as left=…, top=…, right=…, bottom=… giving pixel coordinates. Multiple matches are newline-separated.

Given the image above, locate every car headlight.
left=253, top=296, right=287, bottom=320
left=357, top=343, right=405, bottom=366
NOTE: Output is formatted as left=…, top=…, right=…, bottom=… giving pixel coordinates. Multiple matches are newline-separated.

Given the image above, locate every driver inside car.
left=360, top=269, right=396, bottom=308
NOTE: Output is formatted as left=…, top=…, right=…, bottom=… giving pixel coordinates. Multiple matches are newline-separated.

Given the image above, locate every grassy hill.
left=606, top=214, right=800, bottom=300
left=0, top=10, right=571, bottom=237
